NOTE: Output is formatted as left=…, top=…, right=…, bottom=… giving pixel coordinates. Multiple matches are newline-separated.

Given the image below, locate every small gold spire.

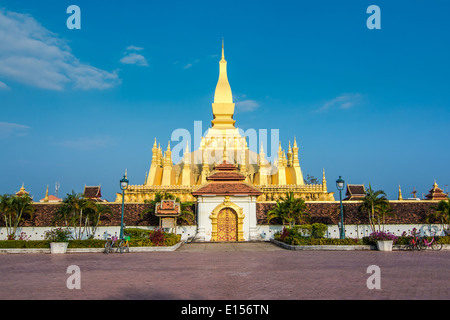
left=398, top=185, right=403, bottom=201
left=44, top=185, right=49, bottom=202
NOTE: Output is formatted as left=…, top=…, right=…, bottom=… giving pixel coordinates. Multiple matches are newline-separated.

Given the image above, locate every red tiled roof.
left=207, top=171, right=246, bottom=181
left=425, top=184, right=448, bottom=200
left=193, top=182, right=262, bottom=196
left=214, top=162, right=238, bottom=171
left=84, top=186, right=102, bottom=198
left=39, top=195, right=62, bottom=202
left=344, top=184, right=366, bottom=200
left=193, top=161, right=262, bottom=196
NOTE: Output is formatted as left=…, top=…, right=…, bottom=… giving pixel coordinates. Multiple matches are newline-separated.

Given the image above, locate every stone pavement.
left=0, top=242, right=449, bottom=300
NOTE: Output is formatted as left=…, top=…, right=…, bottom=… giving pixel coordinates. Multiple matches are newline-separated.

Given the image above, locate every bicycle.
left=418, top=232, right=443, bottom=251
left=104, top=233, right=119, bottom=254
left=408, top=230, right=422, bottom=251
left=118, top=235, right=130, bottom=253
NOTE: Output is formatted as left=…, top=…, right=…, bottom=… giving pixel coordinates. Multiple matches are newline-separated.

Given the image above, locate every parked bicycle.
left=419, top=232, right=443, bottom=251
left=118, top=235, right=130, bottom=253
left=104, top=233, right=119, bottom=254
left=408, top=229, right=422, bottom=251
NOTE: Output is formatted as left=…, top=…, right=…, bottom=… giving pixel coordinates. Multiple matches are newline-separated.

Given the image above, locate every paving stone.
left=0, top=243, right=448, bottom=300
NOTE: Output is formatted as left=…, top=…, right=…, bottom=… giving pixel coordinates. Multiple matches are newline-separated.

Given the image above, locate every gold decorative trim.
left=210, top=196, right=245, bottom=241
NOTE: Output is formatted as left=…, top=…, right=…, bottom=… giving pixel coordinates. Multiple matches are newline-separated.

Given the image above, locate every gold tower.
left=116, top=44, right=335, bottom=203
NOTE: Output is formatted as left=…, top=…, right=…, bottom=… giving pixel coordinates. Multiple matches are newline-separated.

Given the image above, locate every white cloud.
left=120, top=53, right=148, bottom=66
left=236, top=99, right=260, bottom=112
left=0, top=80, right=9, bottom=90
left=125, top=45, right=144, bottom=51
left=183, top=63, right=192, bottom=69
left=0, top=122, right=30, bottom=138
left=0, top=9, right=120, bottom=90
left=314, top=93, right=363, bottom=112
left=120, top=46, right=148, bottom=67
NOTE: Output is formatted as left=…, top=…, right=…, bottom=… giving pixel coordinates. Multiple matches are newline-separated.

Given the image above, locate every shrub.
left=124, top=228, right=152, bottom=239
left=367, top=231, right=398, bottom=244
left=149, top=228, right=166, bottom=246
left=281, top=235, right=362, bottom=246
left=44, top=227, right=72, bottom=242
left=311, top=223, right=327, bottom=238
left=292, top=224, right=311, bottom=237
left=0, top=240, right=50, bottom=248
left=278, top=227, right=291, bottom=241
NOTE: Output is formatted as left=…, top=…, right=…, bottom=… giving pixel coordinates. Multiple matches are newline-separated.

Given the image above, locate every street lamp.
left=119, top=174, right=129, bottom=240
left=336, top=176, right=345, bottom=239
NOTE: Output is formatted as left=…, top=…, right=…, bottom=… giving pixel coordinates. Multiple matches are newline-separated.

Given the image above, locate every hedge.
left=275, top=225, right=450, bottom=246
left=362, top=235, right=450, bottom=246
left=0, top=229, right=182, bottom=248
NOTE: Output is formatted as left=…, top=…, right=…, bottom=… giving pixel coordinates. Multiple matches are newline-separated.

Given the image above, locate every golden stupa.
left=115, top=43, right=335, bottom=203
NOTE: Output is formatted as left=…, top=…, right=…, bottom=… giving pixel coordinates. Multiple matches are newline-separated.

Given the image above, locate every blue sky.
left=0, top=0, right=449, bottom=201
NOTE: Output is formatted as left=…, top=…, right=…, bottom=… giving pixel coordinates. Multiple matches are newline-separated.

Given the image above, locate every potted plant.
left=44, top=227, right=72, bottom=254
left=368, top=231, right=398, bottom=251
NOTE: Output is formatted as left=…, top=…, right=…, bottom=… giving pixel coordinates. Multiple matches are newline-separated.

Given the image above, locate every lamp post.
left=336, top=176, right=345, bottom=239
left=119, top=174, right=129, bottom=240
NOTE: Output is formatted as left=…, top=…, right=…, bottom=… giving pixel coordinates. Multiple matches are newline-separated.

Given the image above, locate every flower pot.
left=50, top=242, right=69, bottom=254
left=376, top=240, right=393, bottom=251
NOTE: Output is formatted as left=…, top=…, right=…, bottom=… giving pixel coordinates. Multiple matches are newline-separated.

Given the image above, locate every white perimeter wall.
left=1, top=224, right=446, bottom=241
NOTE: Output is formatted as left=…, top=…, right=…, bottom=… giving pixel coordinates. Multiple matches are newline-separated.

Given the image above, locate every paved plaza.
left=0, top=242, right=449, bottom=300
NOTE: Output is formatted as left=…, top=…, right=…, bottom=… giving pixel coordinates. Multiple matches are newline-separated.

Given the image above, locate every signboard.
left=161, top=218, right=175, bottom=229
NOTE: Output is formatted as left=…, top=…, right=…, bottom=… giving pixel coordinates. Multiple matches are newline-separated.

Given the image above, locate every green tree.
left=427, top=198, right=450, bottom=229
left=359, top=184, right=390, bottom=232
left=141, top=192, right=195, bottom=225
left=83, top=203, right=113, bottom=239
left=55, top=191, right=99, bottom=239
left=0, top=193, right=35, bottom=240
left=267, top=192, right=310, bottom=227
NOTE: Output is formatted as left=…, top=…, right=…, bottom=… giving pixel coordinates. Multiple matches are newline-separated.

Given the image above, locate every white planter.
left=376, top=240, right=393, bottom=251
left=50, top=242, right=69, bottom=254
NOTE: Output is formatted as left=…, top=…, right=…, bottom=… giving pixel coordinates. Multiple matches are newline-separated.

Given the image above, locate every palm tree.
left=359, top=184, right=390, bottom=232
left=0, top=193, right=35, bottom=240
left=267, top=192, right=309, bottom=227
left=55, top=191, right=99, bottom=239
left=0, top=194, right=12, bottom=237
left=86, top=203, right=113, bottom=238
left=427, top=198, right=450, bottom=231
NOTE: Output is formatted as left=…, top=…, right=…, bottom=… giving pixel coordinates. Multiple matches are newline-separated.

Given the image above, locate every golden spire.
left=398, top=185, right=403, bottom=201
left=211, top=39, right=236, bottom=129
left=214, top=39, right=232, bottom=104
